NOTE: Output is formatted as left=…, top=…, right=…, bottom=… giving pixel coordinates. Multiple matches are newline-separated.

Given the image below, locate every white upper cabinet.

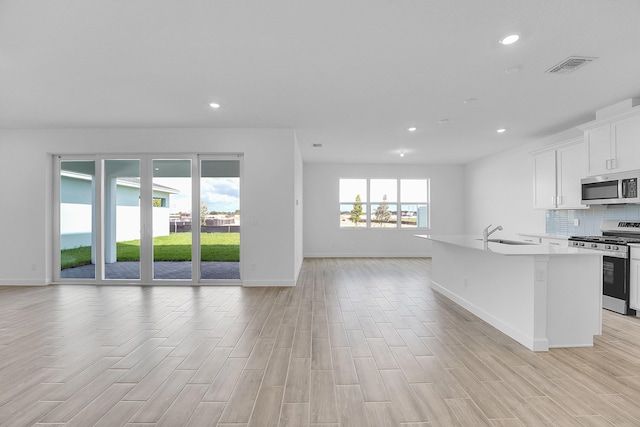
left=557, top=142, right=587, bottom=208
left=584, top=125, right=613, bottom=176
left=580, top=108, right=640, bottom=176
left=533, top=150, right=557, bottom=209
left=613, top=114, right=640, bottom=173
left=532, top=137, right=587, bottom=210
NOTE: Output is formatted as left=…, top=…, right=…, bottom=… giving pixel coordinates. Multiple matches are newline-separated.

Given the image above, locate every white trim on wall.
left=0, top=280, right=48, bottom=286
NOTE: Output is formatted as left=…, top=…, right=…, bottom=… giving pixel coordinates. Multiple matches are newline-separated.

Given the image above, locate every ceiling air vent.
left=545, top=56, right=596, bottom=74
left=312, top=143, right=323, bottom=148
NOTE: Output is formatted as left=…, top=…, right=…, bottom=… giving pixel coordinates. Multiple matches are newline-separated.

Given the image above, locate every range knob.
left=579, top=242, right=585, bottom=247
left=605, top=245, right=611, bottom=250
left=591, top=243, right=598, bottom=248
left=612, top=246, right=619, bottom=250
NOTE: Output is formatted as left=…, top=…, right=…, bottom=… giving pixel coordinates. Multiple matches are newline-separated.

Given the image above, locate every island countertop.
left=415, top=234, right=596, bottom=256
left=420, top=234, right=603, bottom=351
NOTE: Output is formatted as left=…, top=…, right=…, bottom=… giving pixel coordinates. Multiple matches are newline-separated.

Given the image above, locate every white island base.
left=429, top=239, right=602, bottom=351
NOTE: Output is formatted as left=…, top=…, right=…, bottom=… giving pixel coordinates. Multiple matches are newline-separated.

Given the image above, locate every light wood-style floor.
left=2, top=258, right=640, bottom=426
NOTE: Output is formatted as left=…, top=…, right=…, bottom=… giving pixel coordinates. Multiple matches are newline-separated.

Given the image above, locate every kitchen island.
left=417, top=235, right=602, bottom=351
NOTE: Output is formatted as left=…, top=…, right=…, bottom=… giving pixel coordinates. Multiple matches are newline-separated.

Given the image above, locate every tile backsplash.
left=546, top=205, right=640, bottom=236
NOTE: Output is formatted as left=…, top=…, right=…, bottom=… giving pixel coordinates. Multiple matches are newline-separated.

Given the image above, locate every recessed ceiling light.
left=209, top=102, right=220, bottom=109
left=504, top=66, right=521, bottom=75
left=497, top=128, right=506, bottom=133
left=407, top=127, right=417, bottom=132
left=464, top=98, right=477, bottom=104
left=499, top=34, right=520, bottom=45
left=438, top=119, right=449, bottom=124
left=400, top=151, right=405, bottom=157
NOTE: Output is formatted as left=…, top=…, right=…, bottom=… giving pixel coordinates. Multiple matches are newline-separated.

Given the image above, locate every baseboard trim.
left=429, top=279, right=546, bottom=351
left=242, top=279, right=296, bottom=287
left=0, top=280, right=47, bottom=286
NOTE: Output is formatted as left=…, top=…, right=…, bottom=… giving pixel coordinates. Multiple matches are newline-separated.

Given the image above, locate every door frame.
left=52, top=153, right=243, bottom=285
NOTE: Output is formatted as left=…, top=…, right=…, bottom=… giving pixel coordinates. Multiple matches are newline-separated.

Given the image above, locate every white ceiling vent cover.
left=545, top=56, right=596, bottom=74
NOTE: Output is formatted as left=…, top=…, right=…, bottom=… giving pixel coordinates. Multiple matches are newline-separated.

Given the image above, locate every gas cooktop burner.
left=569, top=220, right=640, bottom=246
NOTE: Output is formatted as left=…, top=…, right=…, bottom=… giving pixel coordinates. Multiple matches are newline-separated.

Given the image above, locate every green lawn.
left=61, top=232, right=239, bottom=269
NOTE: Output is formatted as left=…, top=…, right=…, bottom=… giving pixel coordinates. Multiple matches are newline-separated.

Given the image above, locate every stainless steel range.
left=569, top=220, right=640, bottom=315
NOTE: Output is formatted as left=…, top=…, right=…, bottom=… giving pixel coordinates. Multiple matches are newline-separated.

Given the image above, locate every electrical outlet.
left=574, top=219, right=580, bottom=226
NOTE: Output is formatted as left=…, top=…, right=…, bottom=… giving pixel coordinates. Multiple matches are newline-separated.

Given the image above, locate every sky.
left=154, top=177, right=240, bottom=214
left=339, top=178, right=427, bottom=203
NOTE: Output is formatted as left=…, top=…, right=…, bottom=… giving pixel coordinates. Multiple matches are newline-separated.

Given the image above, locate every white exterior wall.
left=303, top=163, right=465, bottom=257
left=115, top=206, right=170, bottom=242
left=60, top=203, right=170, bottom=250
left=0, top=128, right=299, bottom=286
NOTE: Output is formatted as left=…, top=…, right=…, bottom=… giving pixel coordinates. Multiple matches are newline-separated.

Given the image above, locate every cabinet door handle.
left=551, top=196, right=556, bottom=206
left=606, top=159, right=611, bottom=170
left=611, top=158, right=617, bottom=169
left=557, top=195, right=562, bottom=206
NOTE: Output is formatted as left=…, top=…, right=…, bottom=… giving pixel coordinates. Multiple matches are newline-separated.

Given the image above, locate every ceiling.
left=2, top=0, right=640, bottom=164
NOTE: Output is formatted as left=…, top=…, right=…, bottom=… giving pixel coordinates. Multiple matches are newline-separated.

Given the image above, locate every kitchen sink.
left=476, top=238, right=537, bottom=246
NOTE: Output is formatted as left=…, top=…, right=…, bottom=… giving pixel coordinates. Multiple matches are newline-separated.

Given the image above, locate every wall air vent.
left=545, top=56, right=596, bottom=74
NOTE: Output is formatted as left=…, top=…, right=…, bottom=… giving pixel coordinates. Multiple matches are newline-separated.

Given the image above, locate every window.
left=339, top=179, right=367, bottom=227
left=339, top=178, right=429, bottom=228
left=153, top=197, right=167, bottom=207
left=400, top=179, right=429, bottom=228
left=371, top=179, right=397, bottom=228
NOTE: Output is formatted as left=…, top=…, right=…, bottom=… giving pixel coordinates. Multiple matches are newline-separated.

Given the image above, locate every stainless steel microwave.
left=581, top=170, right=640, bottom=205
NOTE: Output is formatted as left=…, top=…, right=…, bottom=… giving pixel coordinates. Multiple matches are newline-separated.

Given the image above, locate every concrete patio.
left=60, top=261, right=240, bottom=280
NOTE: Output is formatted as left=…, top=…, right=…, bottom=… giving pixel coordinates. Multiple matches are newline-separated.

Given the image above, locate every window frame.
left=339, top=178, right=430, bottom=230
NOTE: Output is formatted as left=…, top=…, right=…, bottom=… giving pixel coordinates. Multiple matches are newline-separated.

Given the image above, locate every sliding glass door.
left=200, top=157, right=241, bottom=280
left=58, top=159, right=97, bottom=279
left=54, top=154, right=241, bottom=284
left=104, top=159, right=141, bottom=280
left=152, top=158, right=193, bottom=280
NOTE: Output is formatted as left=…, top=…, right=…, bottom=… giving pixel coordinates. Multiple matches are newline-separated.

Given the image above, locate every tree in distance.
left=374, top=194, right=391, bottom=226
left=350, top=194, right=363, bottom=226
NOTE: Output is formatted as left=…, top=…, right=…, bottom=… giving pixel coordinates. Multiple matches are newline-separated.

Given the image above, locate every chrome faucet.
left=483, top=224, right=503, bottom=242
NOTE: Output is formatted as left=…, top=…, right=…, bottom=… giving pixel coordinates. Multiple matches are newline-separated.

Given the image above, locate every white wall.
left=303, top=163, right=465, bottom=257
left=0, top=128, right=300, bottom=286
left=464, top=128, right=582, bottom=238
left=293, top=135, right=304, bottom=279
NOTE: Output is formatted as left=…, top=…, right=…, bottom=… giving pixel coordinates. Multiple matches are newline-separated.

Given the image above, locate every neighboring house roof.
left=118, top=177, right=180, bottom=194
left=62, top=171, right=180, bottom=194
